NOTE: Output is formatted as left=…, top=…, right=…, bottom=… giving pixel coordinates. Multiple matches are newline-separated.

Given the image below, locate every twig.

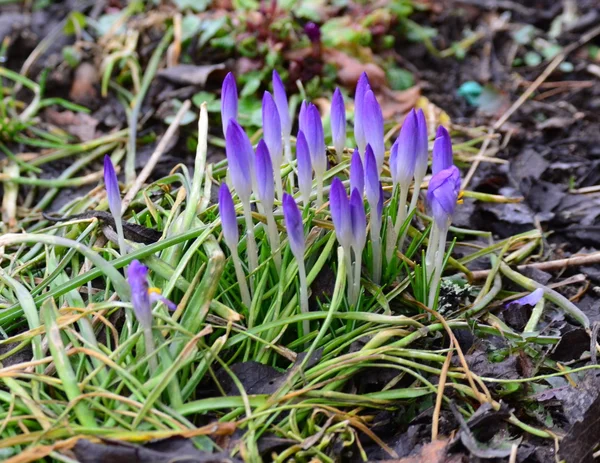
left=469, top=252, right=600, bottom=281
left=121, top=99, right=191, bottom=214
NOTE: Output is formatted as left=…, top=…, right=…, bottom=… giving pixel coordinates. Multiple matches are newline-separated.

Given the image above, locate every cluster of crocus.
left=217, top=70, right=462, bottom=317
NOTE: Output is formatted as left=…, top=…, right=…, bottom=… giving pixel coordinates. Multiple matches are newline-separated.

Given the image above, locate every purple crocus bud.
left=427, top=165, right=461, bottom=228
left=304, top=21, right=321, bottom=43
left=363, top=90, right=385, bottom=172
left=296, top=130, right=313, bottom=206
left=432, top=126, right=453, bottom=175
left=350, top=148, right=364, bottom=195
left=272, top=70, right=291, bottom=138
left=331, top=88, right=346, bottom=159
left=507, top=288, right=544, bottom=310
left=262, top=91, right=282, bottom=168
left=283, top=193, right=305, bottom=260
left=255, top=140, right=275, bottom=210
left=393, top=109, right=418, bottom=190
left=104, top=155, right=121, bottom=218
left=354, top=72, right=371, bottom=154
left=414, top=108, right=429, bottom=182
left=218, top=183, right=239, bottom=248
left=299, top=100, right=308, bottom=133
left=349, top=188, right=366, bottom=252
left=127, top=260, right=176, bottom=330
left=329, top=177, right=352, bottom=249
left=225, top=120, right=254, bottom=202
left=305, top=103, right=326, bottom=176
left=221, top=72, right=238, bottom=136
left=364, top=145, right=379, bottom=210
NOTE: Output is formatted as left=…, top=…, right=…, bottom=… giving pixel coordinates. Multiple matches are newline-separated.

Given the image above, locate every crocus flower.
left=296, top=130, right=313, bottom=207
left=128, top=259, right=176, bottom=372
left=255, top=140, right=275, bottom=211
left=507, top=288, right=544, bottom=310
left=219, top=184, right=251, bottom=306
left=218, top=183, right=239, bottom=249
left=104, top=155, right=126, bottom=255
left=350, top=148, right=364, bottom=196
left=364, top=145, right=379, bottom=210
left=262, top=91, right=283, bottom=170
left=331, top=88, right=346, bottom=162
left=329, top=177, right=352, bottom=250
left=225, top=119, right=254, bottom=203
left=256, top=140, right=282, bottom=270
left=304, top=103, right=327, bottom=205
left=304, top=21, right=321, bottom=43
left=299, top=100, right=308, bottom=133
left=414, top=109, right=429, bottom=187
left=427, top=165, right=461, bottom=229
left=273, top=70, right=293, bottom=166
left=283, top=193, right=310, bottom=336
left=272, top=70, right=291, bottom=141
left=354, top=72, right=371, bottom=155
left=221, top=72, right=238, bottom=137
left=392, top=109, right=418, bottom=191
left=432, top=126, right=453, bottom=175
left=283, top=193, right=305, bottom=260
left=349, top=188, right=366, bottom=304
left=363, top=90, right=385, bottom=173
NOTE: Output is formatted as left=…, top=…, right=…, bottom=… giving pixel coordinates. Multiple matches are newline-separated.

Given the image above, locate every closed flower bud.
left=221, top=72, right=238, bottom=136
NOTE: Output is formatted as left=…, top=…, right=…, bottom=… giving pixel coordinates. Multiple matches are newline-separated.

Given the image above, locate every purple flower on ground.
left=331, top=88, right=346, bottom=159
left=392, top=109, right=418, bottom=190
left=127, top=260, right=176, bottom=330
left=272, top=70, right=291, bottom=139
left=506, top=288, right=544, bottom=310
left=354, top=72, right=371, bottom=154
left=349, top=188, right=366, bottom=252
left=296, top=130, right=313, bottom=205
left=262, top=91, right=283, bottom=168
left=427, top=165, right=461, bottom=228
left=225, top=120, right=254, bottom=202
left=363, top=90, right=385, bottom=172
left=221, top=72, right=238, bottom=136
left=350, top=148, right=364, bottom=196
left=255, top=139, right=275, bottom=210
left=364, top=145, right=380, bottom=211
left=283, top=193, right=305, bottom=260
left=432, top=126, right=453, bottom=175
left=218, top=183, right=239, bottom=249
left=329, top=177, right=352, bottom=249
left=104, top=155, right=121, bottom=218
left=304, top=22, right=321, bottom=43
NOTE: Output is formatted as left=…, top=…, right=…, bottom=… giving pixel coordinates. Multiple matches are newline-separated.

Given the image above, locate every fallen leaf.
left=323, top=48, right=386, bottom=89
left=375, top=439, right=454, bottom=463
left=380, top=87, right=421, bottom=121
left=44, top=109, right=99, bottom=142
left=157, top=63, right=226, bottom=86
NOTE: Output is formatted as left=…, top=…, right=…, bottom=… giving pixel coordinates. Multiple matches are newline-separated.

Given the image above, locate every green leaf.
left=386, top=67, right=414, bottom=91
left=62, top=46, right=82, bottom=68
left=457, top=80, right=482, bottom=106
left=165, top=100, right=196, bottom=126
left=511, top=25, right=536, bottom=45
left=64, top=12, right=86, bottom=35
left=181, top=14, right=202, bottom=42
left=524, top=51, right=542, bottom=67
left=192, top=91, right=219, bottom=112
left=198, top=17, right=228, bottom=48
left=94, top=13, right=125, bottom=36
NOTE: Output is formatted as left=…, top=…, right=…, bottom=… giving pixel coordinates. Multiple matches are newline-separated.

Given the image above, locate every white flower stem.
left=275, top=171, right=284, bottom=203
left=284, top=137, right=295, bottom=189
left=231, top=251, right=252, bottom=308
left=371, top=215, right=382, bottom=284
left=242, top=200, right=258, bottom=291
left=113, top=216, right=127, bottom=257
left=266, top=212, right=282, bottom=271
left=352, top=248, right=363, bottom=306
left=393, top=186, right=409, bottom=237
left=316, top=173, right=324, bottom=207
left=425, top=224, right=441, bottom=284
left=428, top=225, right=449, bottom=309
left=344, top=246, right=353, bottom=303
left=398, top=177, right=423, bottom=251
left=298, top=258, right=310, bottom=337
